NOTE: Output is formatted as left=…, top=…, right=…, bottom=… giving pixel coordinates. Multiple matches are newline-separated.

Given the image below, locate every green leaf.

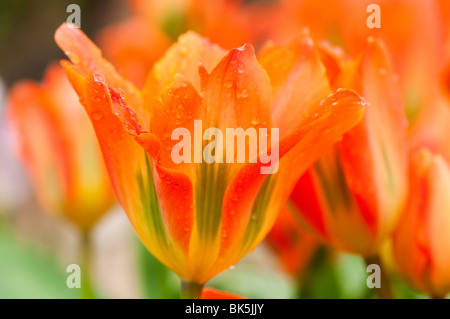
left=135, top=235, right=180, bottom=299
left=0, top=228, right=78, bottom=299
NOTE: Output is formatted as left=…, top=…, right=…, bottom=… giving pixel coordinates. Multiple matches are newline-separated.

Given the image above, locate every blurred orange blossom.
left=290, top=38, right=408, bottom=257
left=7, top=64, right=115, bottom=232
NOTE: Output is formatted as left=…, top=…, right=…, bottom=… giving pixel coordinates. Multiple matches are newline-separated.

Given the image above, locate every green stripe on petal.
left=239, top=174, right=276, bottom=252
left=136, top=153, right=170, bottom=250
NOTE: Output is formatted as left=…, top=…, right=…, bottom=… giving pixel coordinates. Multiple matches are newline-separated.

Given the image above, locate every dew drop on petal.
left=93, top=72, right=105, bottom=83
left=239, top=88, right=249, bottom=98
left=237, top=64, right=245, bottom=74
left=91, top=111, right=104, bottom=121
left=115, top=88, right=125, bottom=99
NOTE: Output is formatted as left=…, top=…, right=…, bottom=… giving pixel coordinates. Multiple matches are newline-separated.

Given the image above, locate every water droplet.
left=332, top=102, right=338, bottom=106
left=251, top=117, right=260, bottom=125
left=229, top=210, right=235, bottom=215
left=114, top=88, right=125, bottom=99
left=229, top=265, right=236, bottom=270
left=224, top=81, right=233, bottom=89
left=378, top=68, right=387, bottom=75
left=251, top=215, right=256, bottom=221
left=239, top=88, right=249, bottom=98
left=91, top=111, right=103, bottom=121
left=177, top=104, right=183, bottom=110
left=93, top=72, right=105, bottom=83
left=237, top=64, right=245, bottom=74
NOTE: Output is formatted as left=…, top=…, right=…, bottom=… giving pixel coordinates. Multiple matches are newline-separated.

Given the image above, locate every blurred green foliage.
left=0, top=227, right=77, bottom=298
left=135, top=236, right=180, bottom=299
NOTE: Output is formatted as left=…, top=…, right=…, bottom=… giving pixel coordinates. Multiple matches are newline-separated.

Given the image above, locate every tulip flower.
left=392, top=148, right=450, bottom=299
left=55, top=23, right=365, bottom=296
left=7, top=64, right=115, bottom=232
left=290, top=39, right=407, bottom=259
left=266, top=205, right=319, bottom=277
left=7, top=64, right=116, bottom=298
left=271, top=0, right=445, bottom=122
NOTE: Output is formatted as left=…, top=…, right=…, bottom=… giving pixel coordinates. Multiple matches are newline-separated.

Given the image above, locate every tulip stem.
left=181, top=280, right=204, bottom=299
left=364, top=254, right=394, bottom=299
left=81, top=232, right=95, bottom=299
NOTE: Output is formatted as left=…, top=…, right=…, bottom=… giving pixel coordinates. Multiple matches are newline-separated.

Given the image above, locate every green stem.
left=364, top=253, right=394, bottom=299
left=81, top=232, right=95, bottom=299
left=180, top=280, right=204, bottom=299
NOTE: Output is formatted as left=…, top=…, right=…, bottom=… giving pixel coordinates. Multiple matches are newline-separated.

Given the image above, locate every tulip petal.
left=210, top=89, right=365, bottom=277
left=338, top=38, right=408, bottom=241
left=201, top=43, right=272, bottom=131
left=266, top=205, right=319, bottom=276
left=143, top=31, right=226, bottom=101
left=62, top=61, right=192, bottom=275
left=258, top=35, right=330, bottom=138
left=201, top=287, right=243, bottom=299
left=55, top=23, right=147, bottom=129
left=7, top=81, right=70, bottom=215
left=7, top=65, right=114, bottom=231
left=394, top=149, right=450, bottom=297
left=187, top=44, right=273, bottom=281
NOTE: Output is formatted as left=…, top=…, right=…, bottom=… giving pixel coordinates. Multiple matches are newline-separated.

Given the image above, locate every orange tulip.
left=393, top=148, right=450, bottom=298
left=290, top=38, right=408, bottom=256
left=272, top=0, right=445, bottom=122
left=266, top=205, right=319, bottom=277
left=54, top=23, right=365, bottom=287
left=7, top=64, right=115, bottom=232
